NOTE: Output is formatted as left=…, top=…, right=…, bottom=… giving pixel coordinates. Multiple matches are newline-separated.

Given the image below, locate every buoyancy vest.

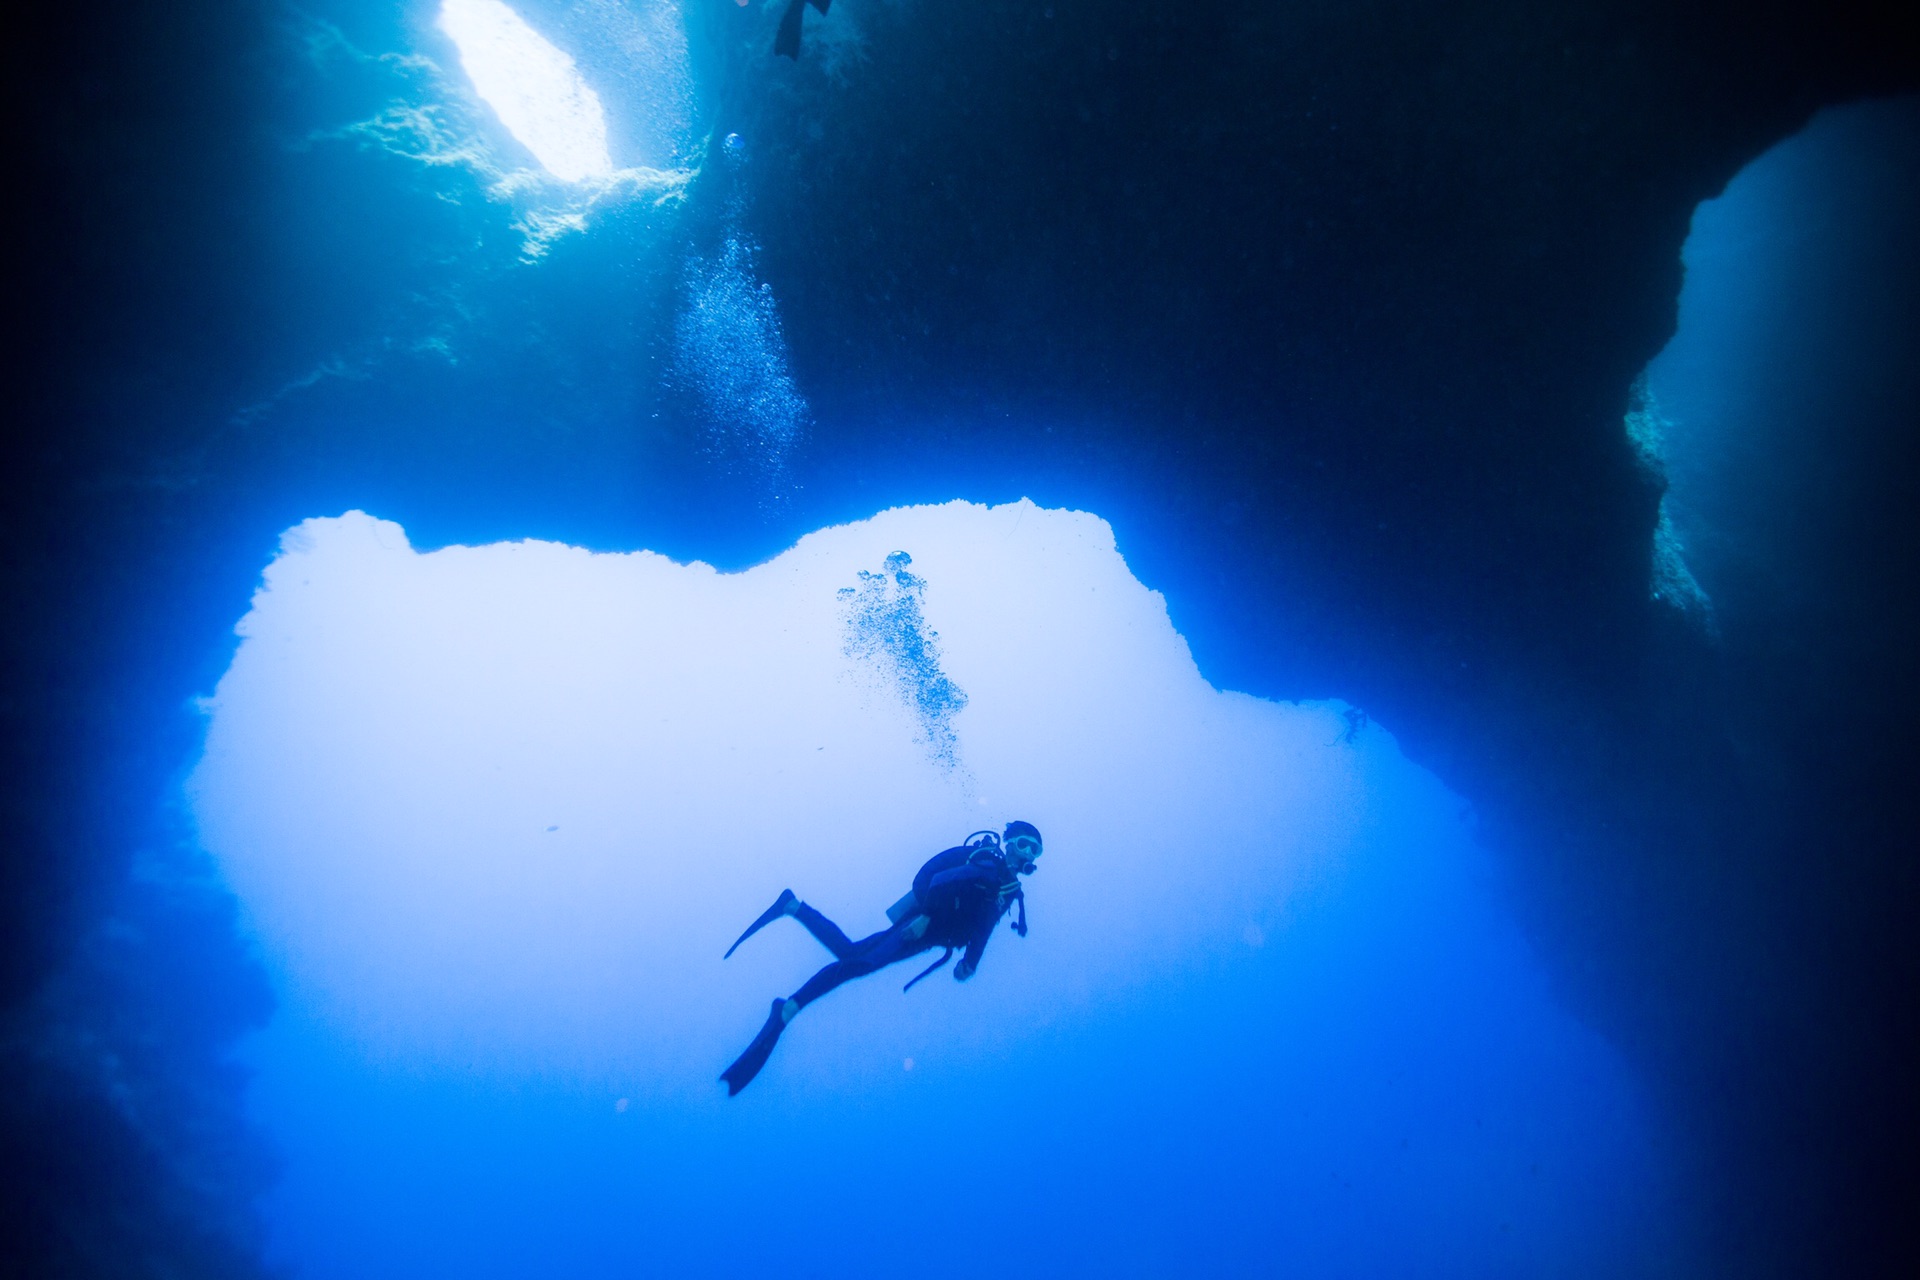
left=889, top=834, right=1026, bottom=990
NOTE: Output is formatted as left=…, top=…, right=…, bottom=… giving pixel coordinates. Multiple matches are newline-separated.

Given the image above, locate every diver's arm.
left=954, top=911, right=998, bottom=981
left=913, top=847, right=971, bottom=902
left=926, top=863, right=996, bottom=894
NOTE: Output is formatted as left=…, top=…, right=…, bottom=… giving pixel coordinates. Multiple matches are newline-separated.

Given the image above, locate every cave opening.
left=186, top=504, right=1689, bottom=1276
left=437, top=0, right=613, bottom=183
left=6, top=4, right=1914, bottom=1277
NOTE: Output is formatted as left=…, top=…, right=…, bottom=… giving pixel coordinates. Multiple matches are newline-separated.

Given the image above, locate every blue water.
left=158, top=4, right=1914, bottom=1276
left=192, top=508, right=1684, bottom=1277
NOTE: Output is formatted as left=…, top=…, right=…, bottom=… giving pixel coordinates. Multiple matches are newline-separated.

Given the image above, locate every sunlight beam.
left=438, top=0, right=613, bottom=183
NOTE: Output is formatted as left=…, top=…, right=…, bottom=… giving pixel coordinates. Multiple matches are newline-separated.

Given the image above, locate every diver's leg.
left=722, top=923, right=924, bottom=1096
left=788, top=954, right=879, bottom=1010
left=789, top=923, right=930, bottom=1009
left=721, top=950, right=878, bottom=1095
left=792, top=902, right=857, bottom=959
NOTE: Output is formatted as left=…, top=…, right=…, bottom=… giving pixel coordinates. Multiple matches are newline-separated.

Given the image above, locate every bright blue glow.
left=191, top=503, right=1691, bottom=1277
left=438, top=0, right=612, bottom=182
left=307, top=0, right=696, bottom=258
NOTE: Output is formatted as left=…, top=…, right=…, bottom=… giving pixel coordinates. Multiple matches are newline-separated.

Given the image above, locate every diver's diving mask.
left=1005, top=833, right=1042, bottom=870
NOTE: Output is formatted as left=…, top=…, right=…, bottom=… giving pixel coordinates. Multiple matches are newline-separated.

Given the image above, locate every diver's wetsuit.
left=791, top=844, right=1019, bottom=1005
left=721, top=842, right=1026, bottom=1094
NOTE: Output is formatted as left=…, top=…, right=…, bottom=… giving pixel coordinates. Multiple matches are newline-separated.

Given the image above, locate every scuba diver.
left=773, top=0, right=830, bottom=60
left=719, top=820, right=1043, bottom=1095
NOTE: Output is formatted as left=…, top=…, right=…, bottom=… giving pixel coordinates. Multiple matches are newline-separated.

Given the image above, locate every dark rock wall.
left=4, top=1, right=1914, bottom=1275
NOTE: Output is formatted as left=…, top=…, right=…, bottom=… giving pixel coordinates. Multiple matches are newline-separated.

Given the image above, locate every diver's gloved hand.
left=954, top=957, right=976, bottom=982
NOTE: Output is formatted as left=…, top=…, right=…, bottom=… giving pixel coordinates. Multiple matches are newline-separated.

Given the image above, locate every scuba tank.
left=886, top=830, right=1001, bottom=923
left=884, top=888, right=921, bottom=926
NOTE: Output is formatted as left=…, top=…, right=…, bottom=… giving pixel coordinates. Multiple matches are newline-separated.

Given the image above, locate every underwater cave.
left=4, top=2, right=1916, bottom=1277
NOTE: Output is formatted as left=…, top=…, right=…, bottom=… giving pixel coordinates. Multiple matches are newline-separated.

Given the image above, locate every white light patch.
left=437, top=0, right=612, bottom=183
left=190, top=502, right=1685, bottom=1276
left=197, top=501, right=1283, bottom=1077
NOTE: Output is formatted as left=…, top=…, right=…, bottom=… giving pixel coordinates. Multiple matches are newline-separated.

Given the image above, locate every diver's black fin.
left=774, top=0, right=806, bottom=59
left=721, top=999, right=790, bottom=1096
left=724, top=889, right=798, bottom=959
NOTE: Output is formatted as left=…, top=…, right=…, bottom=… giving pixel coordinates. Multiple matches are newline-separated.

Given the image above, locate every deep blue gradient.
left=6, top=3, right=1916, bottom=1277
left=164, top=19, right=1920, bottom=1280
